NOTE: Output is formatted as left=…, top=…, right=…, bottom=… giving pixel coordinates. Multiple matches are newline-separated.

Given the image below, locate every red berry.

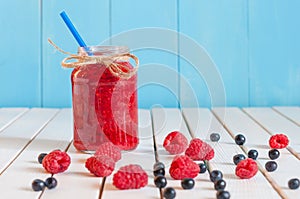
left=94, top=142, right=122, bottom=162
left=42, top=150, right=71, bottom=174
left=169, top=155, right=200, bottom=180
left=85, top=155, right=115, bottom=177
left=113, top=164, right=148, bottom=189
left=235, top=158, right=258, bottom=179
left=269, top=134, right=289, bottom=149
left=185, top=138, right=214, bottom=161
left=163, top=131, right=188, bottom=155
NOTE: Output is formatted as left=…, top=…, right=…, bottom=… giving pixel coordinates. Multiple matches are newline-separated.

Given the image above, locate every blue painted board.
left=110, top=0, right=178, bottom=109
left=42, top=0, right=110, bottom=107
left=179, top=0, right=248, bottom=107
left=0, top=0, right=40, bottom=107
left=249, top=1, right=300, bottom=106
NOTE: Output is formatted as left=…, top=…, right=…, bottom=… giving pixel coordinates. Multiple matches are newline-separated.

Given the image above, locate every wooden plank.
left=213, top=107, right=300, bottom=198
left=151, top=108, right=216, bottom=198
left=110, top=0, right=178, bottom=108
left=243, top=107, right=300, bottom=159
left=179, top=0, right=248, bottom=107
left=0, top=0, right=41, bottom=107
left=42, top=0, right=109, bottom=107
left=183, top=108, right=280, bottom=199
left=0, top=109, right=72, bottom=199
left=0, top=108, right=29, bottom=132
left=0, top=108, right=59, bottom=174
left=249, top=1, right=300, bottom=106
left=273, top=106, right=300, bottom=126
left=102, top=109, right=158, bottom=198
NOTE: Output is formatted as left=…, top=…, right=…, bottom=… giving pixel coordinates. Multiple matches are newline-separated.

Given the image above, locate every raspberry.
left=42, top=150, right=71, bottom=174
left=185, top=138, right=215, bottom=161
left=85, top=155, right=115, bottom=177
left=269, top=134, right=289, bottom=149
left=94, top=142, right=121, bottom=162
left=169, top=155, right=200, bottom=180
left=113, top=164, right=148, bottom=189
left=235, top=158, right=258, bottom=179
left=163, top=131, right=188, bottom=155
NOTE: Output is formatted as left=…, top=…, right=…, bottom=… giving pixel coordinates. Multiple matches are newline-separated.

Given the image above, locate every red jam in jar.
left=71, top=46, right=138, bottom=152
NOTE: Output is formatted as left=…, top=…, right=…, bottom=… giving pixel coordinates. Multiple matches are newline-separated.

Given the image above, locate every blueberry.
left=268, top=149, right=280, bottom=160
left=153, top=161, right=165, bottom=170
left=210, top=133, right=220, bottom=142
left=38, top=153, right=47, bottom=164
left=216, top=190, right=231, bottom=199
left=45, top=177, right=57, bottom=189
left=210, top=170, right=223, bottom=182
left=32, top=179, right=45, bottom=191
left=181, top=178, right=195, bottom=190
left=235, top=134, right=246, bottom=145
left=154, top=175, right=167, bottom=188
left=288, top=178, right=300, bottom=190
left=163, top=187, right=176, bottom=199
left=214, top=179, right=226, bottom=191
left=153, top=168, right=165, bottom=176
left=198, top=163, right=207, bottom=173
left=233, top=154, right=246, bottom=165
left=248, top=149, right=258, bottom=160
left=265, top=161, right=277, bottom=172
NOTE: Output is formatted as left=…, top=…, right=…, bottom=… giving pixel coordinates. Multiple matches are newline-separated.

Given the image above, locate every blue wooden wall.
left=0, top=0, right=299, bottom=108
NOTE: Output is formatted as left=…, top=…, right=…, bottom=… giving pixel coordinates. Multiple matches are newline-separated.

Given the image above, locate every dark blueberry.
left=32, top=179, right=45, bottom=191
left=153, top=161, right=165, bottom=170
left=163, top=187, right=176, bottom=199
left=153, top=168, right=165, bottom=176
left=210, top=170, right=223, bottom=182
left=216, top=190, right=231, bottom=199
left=45, top=177, right=57, bottom=189
left=268, top=149, right=280, bottom=160
left=248, top=149, right=258, bottom=160
left=210, top=133, right=220, bottom=142
left=38, top=153, right=47, bottom=164
left=288, top=178, right=300, bottom=190
left=181, top=178, right=195, bottom=190
left=154, top=175, right=167, bottom=188
left=198, top=163, right=207, bottom=173
left=233, top=154, right=246, bottom=165
left=235, top=134, right=246, bottom=145
left=214, top=179, right=226, bottom=191
left=265, top=161, right=277, bottom=172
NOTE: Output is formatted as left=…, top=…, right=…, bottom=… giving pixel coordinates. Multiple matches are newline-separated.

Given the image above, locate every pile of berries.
left=163, top=131, right=215, bottom=161
left=32, top=150, right=71, bottom=191
left=32, top=142, right=148, bottom=192
left=31, top=130, right=298, bottom=198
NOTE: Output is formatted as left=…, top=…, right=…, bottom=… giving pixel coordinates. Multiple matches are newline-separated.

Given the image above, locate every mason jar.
left=71, top=46, right=138, bottom=152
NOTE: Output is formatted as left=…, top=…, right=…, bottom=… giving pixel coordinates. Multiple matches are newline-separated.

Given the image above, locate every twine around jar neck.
left=48, top=39, right=139, bottom=79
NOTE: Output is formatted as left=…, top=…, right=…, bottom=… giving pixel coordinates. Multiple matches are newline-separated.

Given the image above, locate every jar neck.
left=78, top=46, right=129, bottom=56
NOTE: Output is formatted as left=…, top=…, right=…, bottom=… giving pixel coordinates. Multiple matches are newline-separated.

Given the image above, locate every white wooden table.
left=0, top=107, right=299, bottom=199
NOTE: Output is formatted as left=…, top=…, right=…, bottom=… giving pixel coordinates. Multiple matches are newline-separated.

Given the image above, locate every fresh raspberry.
left=269, top=134, right=289, bottom=149
left=42, top=150, right=71, bottom=174
left=185, top=138, right=215, bottom=161
left=169, top=155, right=200, bottom=180
left=235, top=158, right=258, bottom=179
left=94, top=142, right=122, bottom=162
left=163, top=131, right=188, bottom=155
left=113, top=164, right=148, bottom=189
left=85, top=155, right=115, bottom=177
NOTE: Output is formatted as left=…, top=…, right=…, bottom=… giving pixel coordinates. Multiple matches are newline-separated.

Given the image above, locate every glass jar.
left=71, top=46, right=138, bottom=152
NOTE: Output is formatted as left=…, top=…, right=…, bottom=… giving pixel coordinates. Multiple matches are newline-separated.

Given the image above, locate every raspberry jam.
left=71, top=46, right=138, bottom=152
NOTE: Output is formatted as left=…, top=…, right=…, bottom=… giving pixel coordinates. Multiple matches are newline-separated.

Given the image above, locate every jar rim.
left=78, top=45, right=129, bottom=55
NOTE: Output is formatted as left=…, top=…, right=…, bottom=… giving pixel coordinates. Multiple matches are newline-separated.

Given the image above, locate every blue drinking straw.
left=60, top=11, right=92, bottom=55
